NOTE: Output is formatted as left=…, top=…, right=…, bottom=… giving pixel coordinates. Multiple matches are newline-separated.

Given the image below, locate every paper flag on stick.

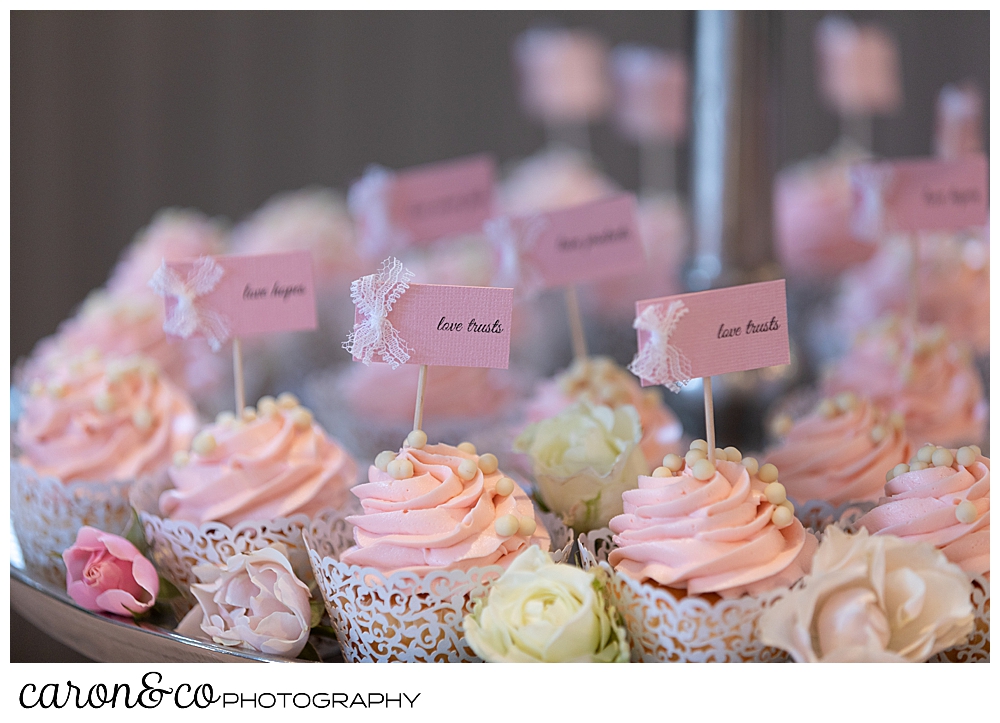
left=850, top=154, right=987, bottom=237
left=151, top=251, right=317, bottom=347
left=485, top=193, right=646, bottom=293
left=345, top=258, right=513, bottom=370
left=349, top=154, right=496, bottom=254
left=630, top=280, right=790, bottom=388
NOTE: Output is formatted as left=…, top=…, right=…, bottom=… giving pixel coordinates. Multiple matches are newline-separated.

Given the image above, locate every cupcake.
left=822, top=318, right=987, bottom=448
left=581, top=440, right=817, bottom=662
left=764, top=392, right=913, bottom=509
left=855, top=444, right=989, bottom=661
left=834, top=234, right=990, bottom=357
left=132, top=392, right=358, bottom=599
left=11, top=352, right=197, bottom=586
left=524, top=356, right=683, bottom=470
left=305, top=438, right=559, bottom=662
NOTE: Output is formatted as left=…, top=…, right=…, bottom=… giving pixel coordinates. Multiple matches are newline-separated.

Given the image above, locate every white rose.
left=515, top=401, right=648, bottom=532
left=463, top=546, right=629, bottom=663
left=176, top=545, right=312, bottom=658
left=758, top=526, right=974, bottom=662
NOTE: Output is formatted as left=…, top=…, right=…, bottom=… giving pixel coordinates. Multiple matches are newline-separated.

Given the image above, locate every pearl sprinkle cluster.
left=884, top=443, right=984, bottom=525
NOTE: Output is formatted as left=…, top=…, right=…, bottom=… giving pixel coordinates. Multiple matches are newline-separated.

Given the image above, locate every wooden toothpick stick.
left=413, top=364, right=428, bottom=433
left=704, top=376, right=716, bottom=464
left=564, top=285, right=589, bottom=361
left=233, top=337, right=246, bottom=414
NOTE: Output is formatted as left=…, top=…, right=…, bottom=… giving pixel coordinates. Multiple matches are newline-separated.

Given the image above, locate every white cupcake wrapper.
left=794, top=498, right=879, bottom=534
left=579, top=529, right=791, bottom=662
left=305, top=508, right=572, bottom=663
left=129, top=473, right=347, bottom=602
left=10, top=460, right=134, bottom=588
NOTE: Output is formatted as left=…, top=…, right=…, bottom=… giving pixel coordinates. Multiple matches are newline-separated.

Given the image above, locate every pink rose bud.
left=62, top=526, right=159, bottom=616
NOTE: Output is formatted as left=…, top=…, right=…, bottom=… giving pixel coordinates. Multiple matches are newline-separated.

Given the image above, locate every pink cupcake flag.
left=343, top=257, right=513, bottom=435
left=484, top=193, right=646, bottom=361
left=629, top=280, right=791, bottom=461
left=150, top=250, right=317, bottom=413
left=849, top=154, right=988, bottom=326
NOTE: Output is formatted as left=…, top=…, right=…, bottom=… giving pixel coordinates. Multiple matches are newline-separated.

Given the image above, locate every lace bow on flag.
left=851, top=165, right=896, bottom=241
left=348, top=165, right=409, bottom=256
left=343, top=257, right=414, bottom=369
left=483, top=214, right=549, bottom=300
left=627, top=299, right=692, bottom=393
left=148, top=256, right=230, bottom=352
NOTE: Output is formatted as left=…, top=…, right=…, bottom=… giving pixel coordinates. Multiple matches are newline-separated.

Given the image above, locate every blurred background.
left=10, top=10, right=989, bottom=364
left=8, top=9, right=990, bottom=662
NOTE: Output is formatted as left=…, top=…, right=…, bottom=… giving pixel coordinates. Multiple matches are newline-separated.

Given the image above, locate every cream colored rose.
left=176, top=545, right=313, bottom=658
left=515, top=401, right=648, bottom=532
left=758, top=526, right=974, bottom=662
left=463, top=546, right=629, bottom=663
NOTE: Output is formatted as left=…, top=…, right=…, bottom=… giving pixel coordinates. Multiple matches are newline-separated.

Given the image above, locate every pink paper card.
left=494, top=194, right=646, bottom=289
left=353, top=284, right=513, bottom=369
left=160, top=251, right=317, bottom=343
left=632, top=280, right=790, bottom=387
left=851, top=154, right=988, bottom=234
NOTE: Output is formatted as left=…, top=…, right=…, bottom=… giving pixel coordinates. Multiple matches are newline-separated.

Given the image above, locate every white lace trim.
left=148, top=256, right=230, bottom=351
left=483, top=214, right=549, bottom=299
left=347, top=165, right=409, bottom=256
left=342, top=257, right=414, bottom=369
left=851, top=165, right=896, bottom=241
left=628, top=299, right=692, bottom=393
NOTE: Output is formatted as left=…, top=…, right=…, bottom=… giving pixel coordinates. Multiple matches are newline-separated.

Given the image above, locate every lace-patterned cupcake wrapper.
left=927, top=574, right=989, bottom=663
left=304, top=508, right=573, bottom=663
left=10, top=461, right=135, bottom=588
left=579, top=530, right=791, bottom=662
left=130, top=474, right=358, bottom=608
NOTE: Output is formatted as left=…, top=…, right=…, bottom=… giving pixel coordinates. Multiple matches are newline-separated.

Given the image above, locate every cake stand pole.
left=564, top=285, right=589, bottom=360
left=233, top=337, right=246, bottom=414
left=413, top=364, right=428, bottom=432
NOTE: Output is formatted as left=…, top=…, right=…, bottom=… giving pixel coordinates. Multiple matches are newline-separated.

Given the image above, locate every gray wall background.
left=7, top=10, right=989, bottom=662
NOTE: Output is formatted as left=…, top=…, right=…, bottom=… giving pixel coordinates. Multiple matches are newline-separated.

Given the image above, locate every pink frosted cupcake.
left=856, top=444, right=989, bottom=661
left=525, top=356, right=683, bottom=470
left=583, top=441, right=817, bottom=662
left=12, top=352, right=198, bottom=585
left=306, top=438, right=558, bottom=662
left=764, top=393, right=913, bottom=507
left=133, top=393, right=358, bottom=597
left=822, top=318, right=987, bottom=448
left=499, top=147, right=617, bottom=215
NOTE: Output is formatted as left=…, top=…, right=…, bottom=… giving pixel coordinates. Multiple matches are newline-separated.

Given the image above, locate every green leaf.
left=156, top=575, right=182, bottom=602
left=123, top=507, right=150, bottom=556
left=297, top=640, right=321, bottom=662
left=309, top=597, right=325, bottom=629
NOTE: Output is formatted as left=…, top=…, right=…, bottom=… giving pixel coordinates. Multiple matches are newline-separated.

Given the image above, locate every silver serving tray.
left=10, top=526, right=341, bottom=663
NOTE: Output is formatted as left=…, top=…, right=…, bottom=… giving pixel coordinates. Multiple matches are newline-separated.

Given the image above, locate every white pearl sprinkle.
left=48, top=382, right=67, bottom=399
left=457, top=442, right=477, bottom=455
left=690, top=439, right=708, bottom=452
left=909, top=461, right=929, bottom=472
left=955, top=500, right=978, bottom=524
left=495, top=477, right=515, bottom=496
left=742, top=457, right=760, bottom=476
left=478, top=453, right=499, bottom=475
left=917, top=444, right=936, bottom=463
left=771, top=506, right=794, bottom=529
left=93, top=391, right=115, bottom=414
left=870, top=425, right=887, bottom=444
left=216, top=411, right=236, bottom=427
left=132, top=408, right=153, bottom=431
left=956, top=447, right=977, bottom=467
left=517, top=516, right=537, bottom=537
left=406, top=429, right=428, bottom=449
left=817, top=399, right=837, bottom=418
left=258, top=396, right=279, bottom=417
left=662, top=453, right=684, bottom=472
left=457, top=459, right=478, bottom=481
left=651, top=466, right=673, bottom=478
left=888, top=412, right=905, bottom=430
left=387, top=458, right=414, bottom=480
left=764, top=482, right=787, bottom=505
left=292, top=408, right=313, bottom=430
left=771, top=414, right=793, bottom=438
left=374, top=450, right=397, bottom=472
left=970, top=445, right=982, bottom=457
left=277, top=392, right=299, bottom=409
left=724, top=446, right=742, bottom=463
left=931, top=448, right=955, bottom=468
left=714, top=448, right=727, bottom=462
left=494, top=514, right=519, bottom=537
left=758, top=463, right=779, bottom=484
left=685, top=449, right=707, bottom=466
left=172, top=450, right=190, bottom=467
left=780, top=499, right=795, bottom=514
left=692, top=459, right=716, bottom=481
left=835, top=391, right=858, bottom=412
left=241, top=406, right=258, bottom=421
left=192, top=432, right=217, bottom=456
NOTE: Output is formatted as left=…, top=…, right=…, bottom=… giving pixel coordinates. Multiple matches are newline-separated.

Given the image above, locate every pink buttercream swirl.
left=341, top=443, right=549, bottom=573
left=765, top=397, right=913, bottom=505
left=823, top=319, right=986, bottom=448
left=15, top=353, right=198, bottom=484
left=608, top=459, right=817, bottom=598
left=526, top=357, right=682, bottom=469
left=160, top=401, right=358, bottom=526
left=857, top=451, right=989, bottom=577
